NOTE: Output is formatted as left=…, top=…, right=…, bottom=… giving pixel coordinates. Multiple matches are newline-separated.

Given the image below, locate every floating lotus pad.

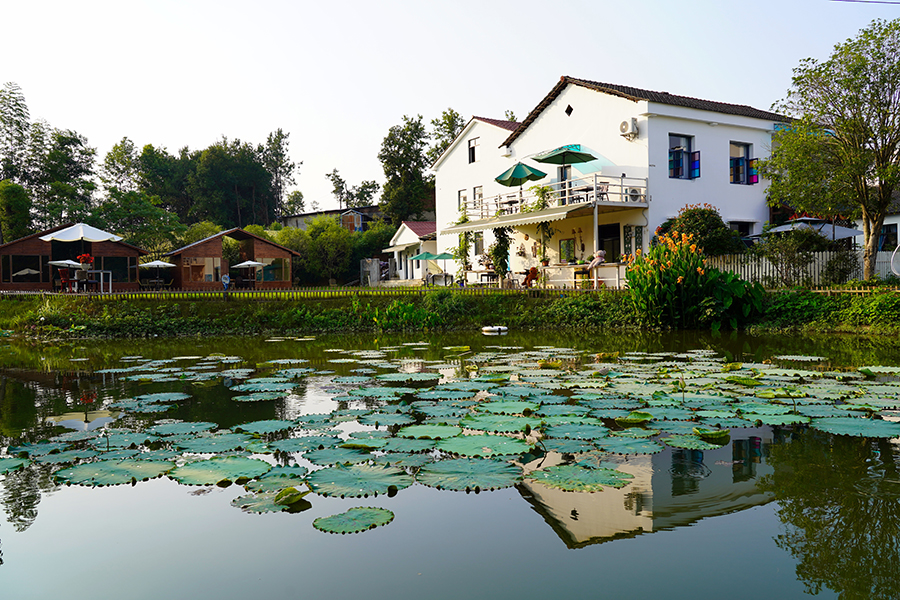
left=56, top=459, right=176, bottom=486
left=304, top=447, right=372, bottom=466
left=527, top=465, right=634, bottom=492
left=168, top=456, right=271, bottom=485
left=34, top=449, right=99, bottom=464
left=135, top=392, right=192, bottom=403
left=478, top=400, right=539, bottom=415
left=397, top=424, right=462, bottom=439
left=230, top=382, right=297, bottom=393
left=235, top=420, right=297, bottom=435
left=416, top=458, right=522, bottom=491
left=596, top=438, right=664, bottom=455
left=811, top=417, right=900, bottom=438
left=147, top=422, right=217, bottom=436
left=0, top=457, right=29, bottom=473
left=313, top=507, right=395, bottom=534
left=270, top=436, right=343, bottom=453
left=231, top=391, right=288, bottom=402
left=663, top=434, right=724, bottom=450
left=436, top=434, right=531, bottom=457
left=348, top=387, right=416, bottom=398
left=543, top=423, right=609, bottom=440
left=540, top=438, right=596, bottom=453
left=357, top=412, right=416, bottom=427
left=306, top=463, right=414, bottom=498
left=175, top=432, right=254, bottom=453
left=378, top=437, right=436, bottom=453
left=460, top=413, right=542, bottom=433
left=9, top=442, right=69, bottom=457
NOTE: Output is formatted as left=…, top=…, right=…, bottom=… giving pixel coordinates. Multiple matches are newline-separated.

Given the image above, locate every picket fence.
left=705, top=250, right=898, bottom=287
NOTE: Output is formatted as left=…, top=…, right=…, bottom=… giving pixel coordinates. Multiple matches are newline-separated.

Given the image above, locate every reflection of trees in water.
left=1, top=462, right=57, bottom=533
left=758, top=430, right=900, bottom=600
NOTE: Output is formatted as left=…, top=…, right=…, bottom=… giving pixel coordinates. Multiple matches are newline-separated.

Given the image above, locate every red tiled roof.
left=402, top=221, right=436, bottom=238
left=502, top=76, right=787, bottom=147
left=473, top=116, right=519, bottom=132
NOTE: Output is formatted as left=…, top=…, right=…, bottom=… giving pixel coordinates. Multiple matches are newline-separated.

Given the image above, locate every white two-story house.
left=433, top=76, right=785, bottom=287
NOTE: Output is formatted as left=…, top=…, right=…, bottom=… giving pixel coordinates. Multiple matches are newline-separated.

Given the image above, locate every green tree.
left=305, top=215, right=353, bottom=282
left=504, top=110, right=517, bottom=123
left=284, top=190, right=305, bottom=215
left=760, top=18, right=900, bottom=279
left=137, top=144, right=196, bottom=220
left=259, top=128, right=297, bottom=219
left=326, top=168, right=379, bottom=209
left=0, top=82, right=30, bottom=184
left=427, top=108, right=465, bottom=165
left=180, top=221, right=222, bottom=246
left=100, top=137, right=140, bottom=193
left=89, top=189, right=185, bottom=254
left=0, top=180, right=32, bottom=244
left=243, top=223, right=272, bottom=242
left=657, top=203, right=745, bottom=255
left=33, top=129, right=96, bottom=228
left=378, top=114, right=433, bottom=225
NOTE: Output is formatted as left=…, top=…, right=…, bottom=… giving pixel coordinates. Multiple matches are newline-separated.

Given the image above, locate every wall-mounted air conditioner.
left=619, top=118, right=639, bottom=138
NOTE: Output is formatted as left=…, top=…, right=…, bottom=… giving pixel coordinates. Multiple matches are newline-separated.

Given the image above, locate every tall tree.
left=378, top=114, right=432, bottom=226
left=427, top=108, right=465, bottom=165
left=0, top=82, right=30, bottom=184
left=326, top=168, right=380, bottom=209
left=33, top=129, right=96, bottom=228
left=137, top=144, right=196, bottom=221
left=284, top=189, right=305, bottom=215
left=100, top=137, right=140, bottom=193
left=760, top=18, right=900, bottom=279
left=259, top=128, right=297, bottom=219
left=0, top=180, right=32, bottom=244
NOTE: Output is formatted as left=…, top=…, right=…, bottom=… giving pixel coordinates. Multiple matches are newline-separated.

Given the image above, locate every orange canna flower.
left=677, top=276, right=684, bottom=284
left=697, top=267, right=705, bottom=275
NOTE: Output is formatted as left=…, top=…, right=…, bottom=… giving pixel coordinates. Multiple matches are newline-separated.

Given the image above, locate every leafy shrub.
left=628, top=231, right=762, bottom=330
left=655, top=204, right=745, bottom=256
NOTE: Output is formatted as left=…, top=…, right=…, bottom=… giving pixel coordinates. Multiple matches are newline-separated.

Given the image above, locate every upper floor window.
left=730, top=142, right=758, bottom=184
left=669, top=134, right=700, bottom=179
left=473, top=186, right=483, bottom=205
left=468, top=138, right=480, bottom=163
left=458, top=189, right=468, bottom=211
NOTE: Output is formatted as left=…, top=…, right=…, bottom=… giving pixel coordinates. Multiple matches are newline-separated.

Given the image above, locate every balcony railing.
left=462, top=174, right=648, bottom=219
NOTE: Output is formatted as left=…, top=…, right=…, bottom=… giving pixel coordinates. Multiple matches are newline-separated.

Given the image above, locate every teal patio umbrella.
left=409, top=251, right=438, bottom=261
left=432, top=252, right=455, bottom=273
left=495, top=163, right=547, bottom=188
left=532, top=144, right=597, bottom=166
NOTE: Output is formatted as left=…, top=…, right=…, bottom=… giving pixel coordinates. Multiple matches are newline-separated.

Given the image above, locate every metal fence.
left=705, top=250, right=898, bottom=286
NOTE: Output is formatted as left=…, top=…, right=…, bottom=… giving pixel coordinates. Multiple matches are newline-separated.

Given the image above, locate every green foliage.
left=527, top=465, right=634, bottom=492
left=657, top=204, right=744, bottom=255
left=416, top=458, right=522, bottom=492
left=55, top=459, right=175, bottom=487
left=378, top=114, right=433, bottom=225
left=181, top=221, right=222, bottom=246
left=313, top=507, right=394, bottom=534
left=0, top=179, right=31, bottom=243
left=305, top=215, right=353, bottom=282
left=325, top=168, right=379, bottom=209
left=628, top=230, right=763, bottom=330
left=750, top=227, right=834, bottom=287
left=168, top=456, right=272, bottom=485
left=427, top=107, right=466, bottom=165
left=435, top=433, right=531, bottom=457
left=306, top=463, right=414, bottom=498
left=488, top=226, right=514, bottom=280
left=525, top=185, right=557, bottom=260
left=760, top=18, right=900, bottom=279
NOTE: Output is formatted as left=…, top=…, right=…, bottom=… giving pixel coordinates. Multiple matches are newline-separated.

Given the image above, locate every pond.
left=1, top=331, right=899, bottom=600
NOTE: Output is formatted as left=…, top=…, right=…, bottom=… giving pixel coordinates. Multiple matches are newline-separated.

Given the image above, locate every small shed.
left=383, top=221, right=437, bottom=281
left=166, top=228, right=300, bottom=290
left=0, top=223, right=147, bottom=292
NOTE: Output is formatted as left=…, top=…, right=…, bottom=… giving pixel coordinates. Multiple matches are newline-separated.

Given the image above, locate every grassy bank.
left=0, top=287, right=898, bottom=338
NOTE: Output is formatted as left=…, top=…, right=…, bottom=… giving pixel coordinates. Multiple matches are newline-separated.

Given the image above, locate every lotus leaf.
left=135, top=392, right=192, bottom=403
left=397, top=424, right=462, bottom=439
left=859, top=365, right=900, bottom=374
left=110, top=400, right=172, bottom=412
left=436, top=434, right=531, bottom=457
left=0, top=457, right=29, bottom=473
left=411, top=404, right=471, bottom=420
left=378, top=437, right=436, bottom=453
left=307, top=463, right=413, bottom=498
left=51, top=430, right=98, bottom=443
left=147, top=422, right=217, bottom=436
left=652, top=420, right=703, bottom=434
left=643, top=407, right=695, bottom=421
left=230, top=382, right=297, bottom=393
left=540, top=438, right=596, bottom=453
left=243, top=467, right=309, bottom=492
left=734, top=402, right=791, bottom=415
left=596, top=438, right=664, bottom=454
left=175, top=432, right=253, bottom=453
left=533, top=404, right=590, bottom=418
left=235, top=419, right=296, bottom=435
left=96, top=432, right=156, bottom=449
left=543, top=423, right=609, bottom=440
left=349, top=386, right=415, bottom=398
left=56, top=459, right=175, bottom=486
left=440, top=382, right=500, bottom=392
left=34, top=449, right=99, bottom=464
left=357, top=412, right=416, bottom=427
left=304, top=447, right=372, bottom=466
left=414, top=390, right=476, bottom=400
left=332, top=376, right=373, bottom=384
left=340, top=438, right=388, bottom=450
left=774, top=354, right=826, bottom=362
left=313, top=506, right=395, bottom=534
left=376, top=372, right=440, bottom=383
left=460, top=413, right=542, bottom=433
left=270, top=436, right=342, bottom=453
left=296, top=413, right=338, bottom=429
left=494, top=385, right=542, bottom=397
left=811, top=416, right=900, bottom=437
left=610, top=428, right=660, bottom=438
left=417, top=458, right=522, bottom=491
left=169, top=456, right=271, bottom=485
left=9, top=441, right=69, bottom=457
left=616, top=410, right=654, bottom=425
left=527, top=465, right=634, bottom=492
left=231, top=491, right=292, bottom=513
left=663, top=435, right=723, bottom=450
left=275, top=368, right=318, bottom=378
left=752, top=414, right=811, bottom=426
left=232, top=391, right=288, bottom=403
left=373, top=452, right=435, bottom=468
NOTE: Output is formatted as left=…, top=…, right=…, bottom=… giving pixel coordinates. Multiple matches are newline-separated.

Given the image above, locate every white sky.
left=2, top=0, right=898, bottom=214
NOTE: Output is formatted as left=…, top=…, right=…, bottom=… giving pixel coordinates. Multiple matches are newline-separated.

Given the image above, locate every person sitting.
left=523, top=267, right=539, bottom=288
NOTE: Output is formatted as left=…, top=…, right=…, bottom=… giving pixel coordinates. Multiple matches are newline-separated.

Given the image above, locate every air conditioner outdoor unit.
left=619, top=118, right=638, bottom=137
left=628, top=188, right=642, bottom=202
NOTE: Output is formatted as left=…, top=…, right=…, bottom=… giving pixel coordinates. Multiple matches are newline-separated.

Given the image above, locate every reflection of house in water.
left=519, top=427, right=778, bottom=549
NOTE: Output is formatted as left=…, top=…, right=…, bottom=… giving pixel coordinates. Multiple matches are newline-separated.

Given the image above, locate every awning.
left=383, top=242, right=419, bottom=253
left=440, top=204, right=585, bottom=235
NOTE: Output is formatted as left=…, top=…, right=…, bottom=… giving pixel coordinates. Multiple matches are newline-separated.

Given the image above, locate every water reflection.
left=758, top=430, right=900, bottom=600
left=518, top=428, right=777, bottom=548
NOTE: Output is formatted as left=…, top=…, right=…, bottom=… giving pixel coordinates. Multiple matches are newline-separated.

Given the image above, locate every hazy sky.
left=3, top=0, right=898, bottom=213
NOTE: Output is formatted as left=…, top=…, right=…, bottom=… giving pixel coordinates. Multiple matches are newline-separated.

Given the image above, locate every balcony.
left=461, top=174, right=648, bottom=220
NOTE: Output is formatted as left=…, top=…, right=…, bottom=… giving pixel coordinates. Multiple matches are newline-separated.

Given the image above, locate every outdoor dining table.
left=80, top=270, right=113, bottom=293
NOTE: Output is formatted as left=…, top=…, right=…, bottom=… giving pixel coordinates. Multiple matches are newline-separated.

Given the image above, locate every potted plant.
left=77, top=253, right=94, bottom=271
